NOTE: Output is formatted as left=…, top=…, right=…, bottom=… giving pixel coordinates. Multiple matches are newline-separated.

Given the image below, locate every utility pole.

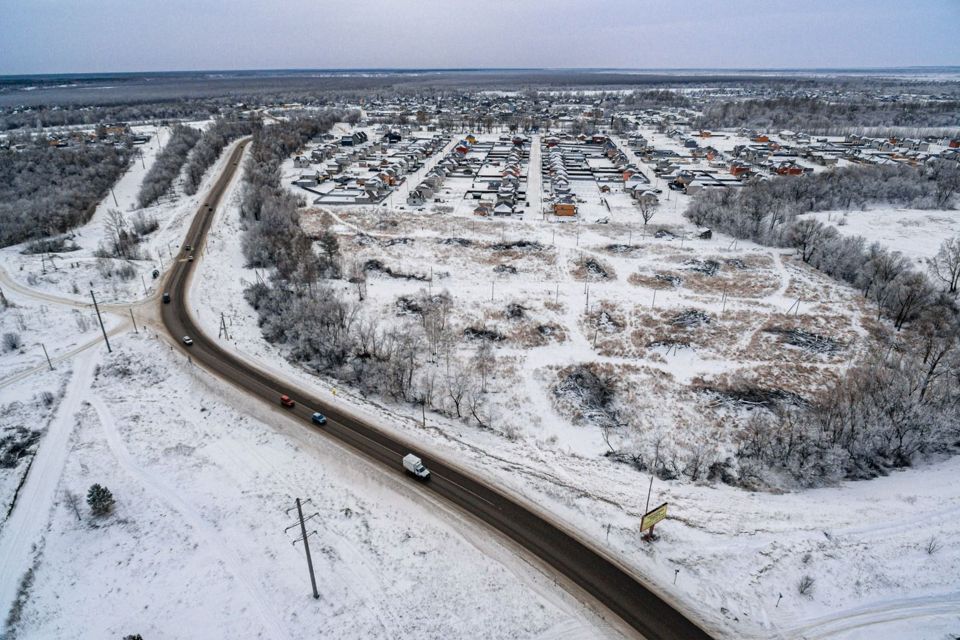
left=219, top=312, right=229, bottom=340
left=129, top=308, right=138, bottom=333
left=285, top=498, right=320, bottom=599
left=644, top=441, right=661, bottom=517
left=140, top=273, right=148, bottom=295
left=110, top=186, right=119, bottom=207
left=90, top=290, right=111, bottom=353
left=41, top=343, right=53, bottom=371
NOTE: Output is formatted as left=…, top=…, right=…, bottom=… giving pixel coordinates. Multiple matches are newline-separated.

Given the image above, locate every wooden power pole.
left=90, top=290, right=111, bottom=353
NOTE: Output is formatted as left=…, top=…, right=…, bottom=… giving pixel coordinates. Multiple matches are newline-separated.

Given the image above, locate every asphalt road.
left=159, top=138, right=715, bottom=640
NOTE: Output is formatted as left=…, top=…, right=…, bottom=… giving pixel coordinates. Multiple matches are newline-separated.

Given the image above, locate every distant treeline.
left=136, top=124, right=201, bottom=208
left=0, top=140, right=129, bottom=247
left=697, top=96, right=960, bottom=133
left=0, top=101, right=218, bottom=132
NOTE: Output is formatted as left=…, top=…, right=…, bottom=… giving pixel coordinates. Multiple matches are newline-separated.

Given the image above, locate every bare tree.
left=787, top=218, right=833, bottom=263
left=471, top=341, right=495, bottom=393
left=861, top=247, right=910, bottom=319
left=64, top=490, right=83, bottom=522
left=636, top=197, right=658, bottom=227
left=932, top=160, right=960, bottom=208
left=889, top=272, right=933, bottom=330
left=445, top=366, right=470, bottom=418
left=464, top=382, right=491, bottom=428
left=103, top=209, right=128, bottom=258
left=347, top=260, right=368, bottom=301
left=928, top=235, right=960, bottom=295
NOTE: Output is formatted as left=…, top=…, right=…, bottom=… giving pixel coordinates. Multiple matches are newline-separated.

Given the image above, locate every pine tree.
left=86, top=484, right=115, bottom=517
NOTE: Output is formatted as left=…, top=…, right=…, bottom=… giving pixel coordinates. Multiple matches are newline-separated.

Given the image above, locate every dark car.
left=280, top=395, right=295, bottom=408
left=162, top=292, right=171, bottom=304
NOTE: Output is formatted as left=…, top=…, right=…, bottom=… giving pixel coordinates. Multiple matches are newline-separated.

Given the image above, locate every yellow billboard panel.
left=641, top=502, right=668, bottom=531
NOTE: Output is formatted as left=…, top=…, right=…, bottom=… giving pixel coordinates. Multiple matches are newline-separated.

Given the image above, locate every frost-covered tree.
left=0, top=141, right=129, bottom=247
left=183, top=117, right=254, bottom=195
left=929, top=235, right=960, bottom=295
left=137, top=125, right=202, bottom=208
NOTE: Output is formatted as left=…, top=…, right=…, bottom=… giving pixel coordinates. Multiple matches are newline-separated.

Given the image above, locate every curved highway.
left=160, top=139, right=715, bottom=640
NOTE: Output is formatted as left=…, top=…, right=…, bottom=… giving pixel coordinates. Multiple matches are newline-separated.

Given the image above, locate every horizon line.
left=3, top=64, right=960, bottom=80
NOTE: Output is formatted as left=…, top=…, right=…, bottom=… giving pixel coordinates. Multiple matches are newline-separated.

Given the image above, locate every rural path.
left=782, top=592, right=960, bottom=639
left=0, top=350, right=100, bottom=626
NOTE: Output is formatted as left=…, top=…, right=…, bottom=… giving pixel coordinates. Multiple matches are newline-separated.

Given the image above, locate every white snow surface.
left=804, top=208, right=960, bottom=264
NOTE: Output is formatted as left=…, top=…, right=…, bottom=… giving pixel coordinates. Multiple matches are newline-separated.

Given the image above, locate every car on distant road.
left=280, top=394, right=295, bottom=408
left=182, top=336, right=193, bottom=346
left=311, top=412, right=327, bottom=425
left=184, top=244, right=192, bottom=252
left=187, top=255, right=194, bottom=262
left=162, top=292, right=171, bottom=303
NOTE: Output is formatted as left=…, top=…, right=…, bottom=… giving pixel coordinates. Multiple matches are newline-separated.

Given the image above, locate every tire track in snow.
left=85, top=394, right=288, bottom=640
left=783, top=592, right=960, bottom=638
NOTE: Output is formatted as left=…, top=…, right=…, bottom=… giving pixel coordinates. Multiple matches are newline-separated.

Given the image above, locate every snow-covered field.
left=3, top=120, right=960, bottom=640
left=805, top=208, right=960, bottom=264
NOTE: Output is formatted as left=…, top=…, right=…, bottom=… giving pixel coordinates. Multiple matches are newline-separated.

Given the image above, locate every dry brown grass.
left=629, top=307, right=752, bottom=354
left=570, top=254, right=618, bottom=282
left=628, top=271, right=682, bottom=290
left=509, top=322, right=568, bottom=348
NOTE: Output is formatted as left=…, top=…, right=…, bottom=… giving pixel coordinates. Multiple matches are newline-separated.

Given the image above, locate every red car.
left=280, top=394, right=295, bottom=408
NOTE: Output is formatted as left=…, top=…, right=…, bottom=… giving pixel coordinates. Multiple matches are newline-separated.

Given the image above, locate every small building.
left=553, top=202, right=577, bottom=216
left=730, top=163, right=751, bottom=178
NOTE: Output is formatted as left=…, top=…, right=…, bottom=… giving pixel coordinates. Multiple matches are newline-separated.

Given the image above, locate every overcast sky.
left=1, top=0, right=958, bottom=75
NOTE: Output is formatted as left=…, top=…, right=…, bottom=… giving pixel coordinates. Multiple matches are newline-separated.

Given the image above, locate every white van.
left=402, top=454, right=431, bottom=480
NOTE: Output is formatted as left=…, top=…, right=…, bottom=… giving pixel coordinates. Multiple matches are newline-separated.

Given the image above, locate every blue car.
left=311, top=412, right=327, bottom=426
